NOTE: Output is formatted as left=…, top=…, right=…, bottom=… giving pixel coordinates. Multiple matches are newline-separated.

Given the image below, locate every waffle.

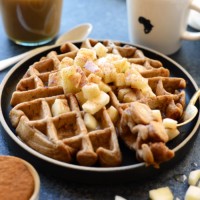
left=109, top=81, right=185, bottom=167
left=9, top=39, right=186, bottom=167
left=10, top=94, right=121, bottom=167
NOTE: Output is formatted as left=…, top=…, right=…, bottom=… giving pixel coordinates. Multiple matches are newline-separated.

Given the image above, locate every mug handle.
left=181, top=0, right=200, bottom=40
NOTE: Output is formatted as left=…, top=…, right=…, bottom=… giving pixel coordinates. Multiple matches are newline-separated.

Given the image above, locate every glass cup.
left=0, top=0, right=63, bottom=46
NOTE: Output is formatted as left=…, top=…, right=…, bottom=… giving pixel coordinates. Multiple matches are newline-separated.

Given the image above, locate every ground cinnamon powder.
left=0, top=156, right=35, bottom=200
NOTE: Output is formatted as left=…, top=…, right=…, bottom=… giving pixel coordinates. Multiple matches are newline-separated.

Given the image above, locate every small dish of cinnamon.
left=0, top=156, right=40, bottom=200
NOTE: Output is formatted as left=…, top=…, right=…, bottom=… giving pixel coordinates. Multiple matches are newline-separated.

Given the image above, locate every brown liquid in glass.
left=1, top=0, right=63, bottom=45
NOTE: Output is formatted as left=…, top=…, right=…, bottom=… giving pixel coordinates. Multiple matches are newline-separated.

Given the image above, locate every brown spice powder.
left=0, top=156, right=35, bottom=200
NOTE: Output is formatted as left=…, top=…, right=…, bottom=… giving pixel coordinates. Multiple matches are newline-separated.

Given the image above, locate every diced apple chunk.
left=162, top=118, right=179, bottom=141
left=98, top=81, right=111, bottom=93
left=163, top=118, right=178, bottom=129
left=103, top=72, right=113, bottom=84
left=107, top=106, right=119, bottom=123
left=149, top=187, right=173, bottom=200
left=93, top=42, right=108, bottom=58
left=188, top=170, right=200, bottom=186
left=185, top=186, right=200, bottom=200
left=165, top=128, right=180, bottom=141
left=118, top=88, right=132, bottom=102
left=113, top=58, right=130, bottom=73
left=123, top=91, right=137, bottom=103
left=105, top=53, right=122, bottom=63
left=114, top=73, right=126, bottom=87
left=125, top=72, right=137, bottom=87
left=103, top=68, right=116, bottom=84
left=59, top=57, right=74, bottom=69
left=82, top=83, right=101, bottom=100
left=87, top=73, right=111, bottom=92
left=131, top=63, right=146, bottom=73
left=87, top=73, right=101, bottom=84
left=74, top=48, right=96, bottom=67
left=130, top=75, right=148, bottom=90
left=61, top=67, right=81, bottom=94
left=84, top=113, right=98, bottom=130
left=83, top=61, right=103, bottom=77
left=82, top=91, right=110, bottom=114
left=84, top=60, right=99, bottom=72
left=51, top=99, right=69, bottom=117
left=151, top=110, right=162, bottom=122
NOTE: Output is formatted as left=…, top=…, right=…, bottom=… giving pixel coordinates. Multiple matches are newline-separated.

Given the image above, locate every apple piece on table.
left=185, top=186, right=200, bottom=200
left=188, top=170, right=200, bottom=186
left=149, top=187, right=173, bottom=200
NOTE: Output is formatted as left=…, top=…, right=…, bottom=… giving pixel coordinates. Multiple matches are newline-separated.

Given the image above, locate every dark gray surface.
left=0, top=0, right=200, bottom=199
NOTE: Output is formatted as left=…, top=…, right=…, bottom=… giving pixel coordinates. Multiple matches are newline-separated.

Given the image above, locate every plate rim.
left=0, top=40, right=199, bottom=173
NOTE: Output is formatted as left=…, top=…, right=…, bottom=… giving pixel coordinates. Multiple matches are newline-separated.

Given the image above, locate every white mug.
left=127, top=0, right=200, bottom=55
left=188, top=0, right=200, bottom=30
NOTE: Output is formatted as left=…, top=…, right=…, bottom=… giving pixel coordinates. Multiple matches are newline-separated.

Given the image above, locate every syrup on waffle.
left=10, top=39, right=186, bottom=167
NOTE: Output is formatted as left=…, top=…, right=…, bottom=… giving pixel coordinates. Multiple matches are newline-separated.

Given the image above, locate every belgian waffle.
left=10, top=94, right=121, bottom=167
left=109, top=81, right=185, bottom=167
left=10, top=39, right=186, bottom=167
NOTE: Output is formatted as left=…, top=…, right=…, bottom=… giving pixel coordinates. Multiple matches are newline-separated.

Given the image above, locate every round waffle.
left=9, top=39, right=186, bottom=167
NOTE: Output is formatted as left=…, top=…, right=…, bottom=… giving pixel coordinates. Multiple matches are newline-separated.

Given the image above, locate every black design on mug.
left=138, top=17, right=154, bottom=34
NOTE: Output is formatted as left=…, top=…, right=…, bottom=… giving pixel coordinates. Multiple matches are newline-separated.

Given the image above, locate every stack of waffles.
left=9, top=39, right=186, bottom=167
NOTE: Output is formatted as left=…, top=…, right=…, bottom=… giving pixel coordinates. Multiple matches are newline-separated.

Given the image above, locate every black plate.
left=0, top=41, right=199, bottom=184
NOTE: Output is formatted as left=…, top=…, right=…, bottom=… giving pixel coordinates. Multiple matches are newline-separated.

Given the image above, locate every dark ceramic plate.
left=0, top=41, right=199, bottom=184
